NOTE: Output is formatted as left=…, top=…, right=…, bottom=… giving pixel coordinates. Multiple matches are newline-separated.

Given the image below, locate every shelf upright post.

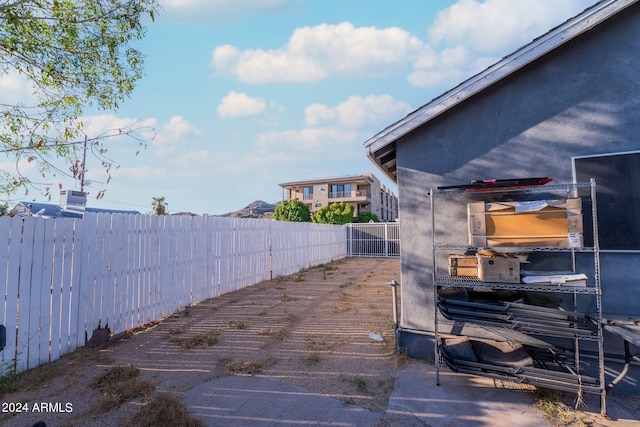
left=566, top=184, right=584, bottom=408
left=590, top=178, right=606, bottom=416
left=430, top=188, right=440, bottom=385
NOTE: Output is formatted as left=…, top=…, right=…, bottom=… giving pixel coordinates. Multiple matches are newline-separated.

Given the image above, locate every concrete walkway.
left=183, top=360, right=640, bottom=426
left=183, top=364, right=552, bottom=426
left=386, top=362, right=551, bottom=427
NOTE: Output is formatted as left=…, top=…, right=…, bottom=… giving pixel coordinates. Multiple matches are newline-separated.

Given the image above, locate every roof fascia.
left=279, top=175, right=374, bottom=187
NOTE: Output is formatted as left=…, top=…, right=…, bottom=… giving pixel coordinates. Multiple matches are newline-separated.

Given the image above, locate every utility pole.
left=80, top=136, right=87, bottom=192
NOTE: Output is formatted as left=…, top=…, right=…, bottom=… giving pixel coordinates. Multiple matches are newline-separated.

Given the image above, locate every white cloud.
left=305, top=95, right=411, bottom=129
left=171, top=149, right=270, bottom=176
left=408, top=0, right=595, bottom=88
left=109, top=165, right=170, bottom=183
left=210, top=2, right=593, bottom=89
left=407, top=46, right=483, bottom=88
left=249, top=126, right=370, bottom=188
left=244, top=95, right=410, bottom=178
left=79, top=114, right=200, bottom=152
left=0, top=70, right=36, bottom=105
left=0, top=158, right=37, bottom=181
left=160, top=0, right=296, bottom=23
left=212, top=22, right=424, bottom=83
left=217, top=91, right=267, bottom=118
left=408, top=69, right=469, bottom=89
left=257, top=127, right=362, bottom=154
left=80, top=114, right=158, bottom=141
left=429, top=0, right=595, bottom=54
left=156, top=115, right=202, bottom=144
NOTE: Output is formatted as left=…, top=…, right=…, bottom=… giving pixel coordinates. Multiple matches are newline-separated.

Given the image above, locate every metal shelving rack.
left=430, top=179, right=606, bottom=415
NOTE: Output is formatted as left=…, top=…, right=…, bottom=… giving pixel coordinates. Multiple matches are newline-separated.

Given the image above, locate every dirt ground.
left=0, top=257, right=403, bottom=427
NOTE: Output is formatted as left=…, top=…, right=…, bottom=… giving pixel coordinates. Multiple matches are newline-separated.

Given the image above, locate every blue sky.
left=1, top=0, right=598, bottom=215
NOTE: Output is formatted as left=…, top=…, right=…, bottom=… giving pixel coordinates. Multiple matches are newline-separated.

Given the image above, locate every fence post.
left=348, top=224, right=353, bottom=257
left=268, top=221, right=273, bottom=280
left=384, top=223, right=388, bottom=257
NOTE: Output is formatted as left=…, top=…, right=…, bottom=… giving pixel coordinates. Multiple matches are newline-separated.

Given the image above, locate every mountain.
left=218, top=200, right=278, bottom=218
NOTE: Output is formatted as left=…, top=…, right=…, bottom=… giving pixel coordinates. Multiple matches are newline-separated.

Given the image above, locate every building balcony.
left=329, top=190, right=369, bottom=200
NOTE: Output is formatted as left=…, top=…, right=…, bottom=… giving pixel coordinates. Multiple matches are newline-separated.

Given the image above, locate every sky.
left=1, top=0, right=599, bottom=215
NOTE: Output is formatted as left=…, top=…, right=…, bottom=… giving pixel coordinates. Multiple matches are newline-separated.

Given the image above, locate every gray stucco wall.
left=393, top=3, right=640, bottom=393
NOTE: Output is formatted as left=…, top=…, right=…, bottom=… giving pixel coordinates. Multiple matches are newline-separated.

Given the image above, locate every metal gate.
left=346, top=223, right=400, bottom=257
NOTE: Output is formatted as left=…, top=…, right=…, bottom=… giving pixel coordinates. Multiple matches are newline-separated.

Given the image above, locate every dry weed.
left=226, top=357, right=277, bottom=376
left=90, top=365, right=154, bottom=413
left=342, top=375, right=368, bottom=393
left=123, top=392, right=205, bottom=427
left=169, top=330, right=221, bottom=349
left=281, top=310, right=298, bottom=322
left=259, top=327, right=291, bottom=343
left=534, top=388, right=588, bottom=426
left=300, top=352, right=322, bottom=365
left=0, top=352, right=98, bottom=397
left=228, top=320, right=250, bottom=329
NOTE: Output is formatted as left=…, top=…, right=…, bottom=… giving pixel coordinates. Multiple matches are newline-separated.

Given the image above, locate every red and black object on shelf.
left=438, top=177, right=553, bottom=191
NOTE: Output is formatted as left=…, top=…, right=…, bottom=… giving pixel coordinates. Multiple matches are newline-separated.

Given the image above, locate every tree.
left=358, top=211, right=380, bottom=223
left=0, top=0, right=160, bottom=198
left=0, top=202, right=7, bottom=216
left=311, top=202, right=354, bottom=225
left=273, top=199, right=310, bottom=222
left=151, top=196, right=167, bottom=216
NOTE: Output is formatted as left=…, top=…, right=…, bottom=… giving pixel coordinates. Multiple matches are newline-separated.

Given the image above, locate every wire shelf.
left=435, top=274, right=599, bottom=294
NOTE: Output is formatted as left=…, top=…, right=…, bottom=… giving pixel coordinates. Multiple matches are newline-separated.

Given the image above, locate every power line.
left=0, top=140, right=84, bottom=154
left=0, top=124, right=154, bottom=154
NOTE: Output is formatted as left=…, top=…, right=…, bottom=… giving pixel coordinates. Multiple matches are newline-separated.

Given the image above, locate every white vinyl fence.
left=0, top=213, right=346, bottom=374
left=346, top=223, right=400, bottom=257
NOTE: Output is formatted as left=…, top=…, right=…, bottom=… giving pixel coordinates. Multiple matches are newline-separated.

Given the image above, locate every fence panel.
left=58, top=220, right=75, bottom=355
left=139, top=214, right=151, bottom=326
left=69, top=218, right=84, bottom=349
left=217, top=218, right=232, bottom=295
left=0, top=214, right=347, bottom=375
left=111, top=214, right=127, bottom=334
left=1, top=217, right=21, bottom=370
left=96, top=214, right=112, bottom=331
left=35, top=219, right=54, bottom=367
left=76, top=213, right=95, bottom=341
left=50, top=219, right=64, bottom=362
left=160, top=215, right=177, bottom=317
left=205, top=217, right=219, bottom=299
left=16, top=218, right=38, bottom=372
left=346, top=223, right=400, bottom=258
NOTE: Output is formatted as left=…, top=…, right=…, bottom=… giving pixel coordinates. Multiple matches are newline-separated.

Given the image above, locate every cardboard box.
left=448, top=255, right=478, bottom=277
left=477, top=256, right=520, bottom=283
left=468, top=198, right=583, bottom=248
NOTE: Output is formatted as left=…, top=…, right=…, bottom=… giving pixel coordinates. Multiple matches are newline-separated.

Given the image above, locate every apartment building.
left=279, top=173, right=398, bottom=222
